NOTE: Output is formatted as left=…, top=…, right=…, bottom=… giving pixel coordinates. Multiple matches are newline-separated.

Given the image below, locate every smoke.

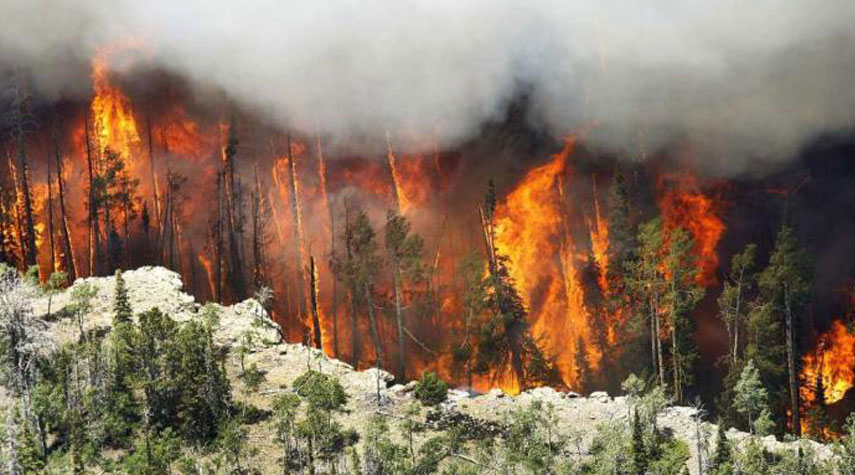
left=2, top=0, right=855, bottom=173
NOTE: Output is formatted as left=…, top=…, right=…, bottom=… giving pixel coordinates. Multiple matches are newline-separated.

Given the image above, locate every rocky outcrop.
left=29, top=267, right=834, bottom=474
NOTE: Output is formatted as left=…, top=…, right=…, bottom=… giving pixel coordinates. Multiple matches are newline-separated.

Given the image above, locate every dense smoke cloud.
left=2, top=0, right=854, bottom=173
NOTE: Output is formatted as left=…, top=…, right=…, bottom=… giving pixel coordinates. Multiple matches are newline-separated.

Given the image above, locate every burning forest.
left=2, top=3, right=855, bottom=472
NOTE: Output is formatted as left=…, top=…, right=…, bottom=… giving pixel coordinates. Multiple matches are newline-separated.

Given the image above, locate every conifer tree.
left=711, top=422, right=733, bottom=475
left=661, top=226, right=705, bottom=403
left=757, top=224, right=811, bottom=435
left=384, top=209, right=425, bottom=381
left=631, top=411, right=648, bottom=475
left=113, top=269, right=132, bottom=326
left=734, top=359, right=768, bottom=435
left=718, top=244, right=757, bottom=365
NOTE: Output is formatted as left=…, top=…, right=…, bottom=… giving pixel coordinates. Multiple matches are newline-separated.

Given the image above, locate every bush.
left=414, top=372, right=448, bottom=406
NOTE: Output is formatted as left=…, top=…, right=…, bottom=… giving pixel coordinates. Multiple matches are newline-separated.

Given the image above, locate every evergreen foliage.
left=414, top=372, right=449, bottom=406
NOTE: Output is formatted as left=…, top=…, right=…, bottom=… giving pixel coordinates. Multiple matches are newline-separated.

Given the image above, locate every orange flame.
left=658, top=173, right=726, bottom=286
left=494, top=138, right=601, bottom=390
left=801, top=320, right=855, bottom=406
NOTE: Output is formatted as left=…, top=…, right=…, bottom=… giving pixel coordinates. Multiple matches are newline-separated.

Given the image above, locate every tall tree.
left=733, top=359, right=769, bottom=435
left=476, top=181, right=563, bottom=390
left=757, top=224, right=811, bottom=435
left=718, top=244, right=757, bottom=365
left=5, top=71, right=38, bottom=268
left=51, top=111, right=76, bottom=281
left=661, top=226, right=704, bottom=404
left=222, top=121, right=246, bottom=301
left=250, top=164, right=272, bottom=290
left=625, top=218, right=667, bottom=387
left=333, top=208, right=383, bottom=366
left=384, top=210, right=425, bottom=380
left=285, top=134, right=308, bottom=343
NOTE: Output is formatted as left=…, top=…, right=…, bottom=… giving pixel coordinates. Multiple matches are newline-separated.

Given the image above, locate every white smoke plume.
left=2, top=0, right=854, bottom=173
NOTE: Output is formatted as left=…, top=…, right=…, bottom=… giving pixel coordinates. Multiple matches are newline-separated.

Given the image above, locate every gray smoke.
left=2, top=0, right=854, bottom=173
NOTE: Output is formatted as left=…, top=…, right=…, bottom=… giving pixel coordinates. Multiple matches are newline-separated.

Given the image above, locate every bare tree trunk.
left=46, top=146, right=56, bottom=273
left=363, top=281, right=384, bottom=367
left=393, top=266, right=406, bottom=380
left=309, top=256, right=323, bottom=350
left=285, top=134, right=308, bottom=343
left=214, top=172, right=224, bottom=302
left=344, top=208, right=361, bottom=365
left=785, top=294, right=801, bottom=435
left=224, top=122, right=246, bottom=301
left=316, top=132, right=338, bottom=357
left=9, top=75, right=37, bottom=270
left=146, top=115, right=161, bottom=239
left=330, top=214, right=340, bottom=358
left=84, top=108, right=101, bottom=276
left=52, top=113, right=76, bottom=281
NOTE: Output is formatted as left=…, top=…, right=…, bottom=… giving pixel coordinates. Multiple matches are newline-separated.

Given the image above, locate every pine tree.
left=625, top=218, right=667, bottom=387
left=333, top=209, right=383, bottom=367
left=113, top=269, right=132, bottom=325
left=733, top=359, right=769, bottom=435
left=661, top=226, right=704, bottom=403
left=5, top=71, right=38, bottom=268
left=384, top=210, right=425, bottom=381
left=631, top=411, right=648, bottom=475
left=718, top=244, right=757, bottom=365
left=757, top=224, right=811, bottom=435
left=711, top=422, right=733, bottom=475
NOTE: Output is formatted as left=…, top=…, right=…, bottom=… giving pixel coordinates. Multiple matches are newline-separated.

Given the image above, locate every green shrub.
left=414, top=372, right=448, bottom=406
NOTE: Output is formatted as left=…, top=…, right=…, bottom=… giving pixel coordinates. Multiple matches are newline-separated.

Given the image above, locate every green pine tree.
left=733, top=359, right=769, bottom=435
left=711, top=422, right=732, bottom=475
left=113, top=269, right=132, bottom=326
left=631, top=411, right=648, bottom=475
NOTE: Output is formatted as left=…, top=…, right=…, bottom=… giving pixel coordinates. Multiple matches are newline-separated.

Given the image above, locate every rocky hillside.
left=10, top=266, right=835, bottom=474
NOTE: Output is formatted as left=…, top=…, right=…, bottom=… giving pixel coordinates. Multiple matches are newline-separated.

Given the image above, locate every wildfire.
left=494, top=138, right=601, bottom=390
left=588, top=191, right=610, bottom=293
left=657, top=173, right=726, bottom=286
left=801, top=320, right=855, bottom=406
left=90, top=47, right=141, bottom=162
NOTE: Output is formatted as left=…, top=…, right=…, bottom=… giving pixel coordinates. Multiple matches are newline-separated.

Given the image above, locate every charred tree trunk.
left=52, top=113, right=76, bottom=281
left=223, top=123, right=247, bottom=301
left=345, top=209, right=362, bottom=365
left=45, top=145, right=55, bottom=273
left=215, top=172, right=224, bottom=302
left=251, top=166, right=266, bottom=289
left=309, top=256, right=323, bottom=350
left=316, top=132, right=339, bottom=357
left=10, top=78, right=37, bottom=269
left=146, top=115, right=161, bottom=243
left=285, top=134, right=308, bottom=343
left=330, top=215, right=340, bottom=358
left=84, top=108, right=101, bottom=276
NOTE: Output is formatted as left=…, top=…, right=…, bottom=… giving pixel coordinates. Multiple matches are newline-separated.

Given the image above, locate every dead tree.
left=51, top=112, right=76, bottom=280
left=223, top=122, right=247, bottom=301
left=309, top=256, right=323, bottom=350
left=316, top=132, right=339, bottom=357
left=5, top=72, right=38, bottom=268
left=285, top=134, right=308, bottom=343
left=84, top=108, right=101, bottom=276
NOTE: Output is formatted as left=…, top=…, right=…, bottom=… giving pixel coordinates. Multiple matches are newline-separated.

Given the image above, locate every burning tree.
left=477, top=180, right=564, bottom=391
